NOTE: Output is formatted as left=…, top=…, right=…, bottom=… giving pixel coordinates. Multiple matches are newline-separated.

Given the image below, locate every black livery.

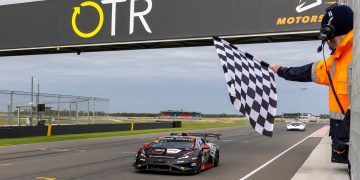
left=133, top=132, right=221, bottom=174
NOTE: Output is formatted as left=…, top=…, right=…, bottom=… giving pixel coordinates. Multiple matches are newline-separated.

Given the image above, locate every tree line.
left=109, top=112, right=244, bottom=118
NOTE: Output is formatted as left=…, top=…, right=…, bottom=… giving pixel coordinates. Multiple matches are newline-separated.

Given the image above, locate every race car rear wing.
left=170, top=132, right=222, bottom=140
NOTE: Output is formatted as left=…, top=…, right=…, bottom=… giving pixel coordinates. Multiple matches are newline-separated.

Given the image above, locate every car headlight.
left=178, top=152, right=194, bottom=159
left=178, top=156, right=189, bottom=159
left=139, top=149, right=146, bottom=157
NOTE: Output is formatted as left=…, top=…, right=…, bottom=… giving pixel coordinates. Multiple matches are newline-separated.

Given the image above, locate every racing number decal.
left=72, top=1, right=104, bottom=38
left=208, top=144, right=217, bottom=159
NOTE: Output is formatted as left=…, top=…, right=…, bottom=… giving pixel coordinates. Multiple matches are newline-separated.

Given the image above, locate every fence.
left=0, top=90, right=110, bottom=126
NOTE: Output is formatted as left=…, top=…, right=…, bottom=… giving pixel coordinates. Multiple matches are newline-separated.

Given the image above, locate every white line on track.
left=0, top=162, right=13, bottom=166
left=221, top=140, right=234, bottom=142
left=36, top=147, right=86, bottom=152
left=239, top=125, right=328, bottom=180
left=75, top=150, right=87, bottom=152
left=51, top=149, right=69, bottom=152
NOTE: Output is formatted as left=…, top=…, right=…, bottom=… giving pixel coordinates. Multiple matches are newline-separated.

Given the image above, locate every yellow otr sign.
left=72, top=1, right=104, bottom=38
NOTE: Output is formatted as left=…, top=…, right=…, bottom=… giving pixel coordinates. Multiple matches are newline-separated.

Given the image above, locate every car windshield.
left=290, top=122, right=303, bottom=126
left=150, top=137, right=194, bottom=149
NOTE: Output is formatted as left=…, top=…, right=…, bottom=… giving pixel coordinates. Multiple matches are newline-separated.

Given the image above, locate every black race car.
left=133, top=132, right=221, bottom=174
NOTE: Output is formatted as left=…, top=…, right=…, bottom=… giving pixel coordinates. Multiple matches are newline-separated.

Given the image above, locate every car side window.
left=201, top=139, right=207, bottom=146
left=200, top=138, right=207, bottom=148
left=197, top=138, right=204, bottom=149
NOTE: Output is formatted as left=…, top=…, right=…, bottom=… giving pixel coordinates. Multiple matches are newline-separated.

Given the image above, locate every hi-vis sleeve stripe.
left=311, top=61, right=320, bottom=82
left=311, top=57, right=333, bottom=86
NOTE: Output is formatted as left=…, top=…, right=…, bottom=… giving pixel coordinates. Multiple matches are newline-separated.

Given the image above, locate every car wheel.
left=214, top=151, right=220, bottom=167
left=133, top=162, right=141, bottom=172
left=194, top=167, right=201, bottom=174
left=194, top=155, right=202, bottom=174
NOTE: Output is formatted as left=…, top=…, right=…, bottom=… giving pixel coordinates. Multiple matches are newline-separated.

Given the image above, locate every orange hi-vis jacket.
left=311, top=31, right=353, bottom=120
left=277, top=31, right=353, bottom=121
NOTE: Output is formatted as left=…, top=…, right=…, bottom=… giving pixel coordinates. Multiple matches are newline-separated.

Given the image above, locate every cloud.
left=0, top=40, right=330, bottom=114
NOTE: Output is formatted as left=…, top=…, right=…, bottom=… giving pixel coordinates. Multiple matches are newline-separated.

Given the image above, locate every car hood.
left=145, top=147, right=195, bottom=158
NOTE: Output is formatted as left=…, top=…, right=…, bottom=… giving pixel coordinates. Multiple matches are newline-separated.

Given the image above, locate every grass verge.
left=0, top=121, right=249, bottom=146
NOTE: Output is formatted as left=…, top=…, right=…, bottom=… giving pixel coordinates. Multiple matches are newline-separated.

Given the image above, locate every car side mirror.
left=143, top=143, right=150, bottom=147
left=202, top=145, right=209, bottom=150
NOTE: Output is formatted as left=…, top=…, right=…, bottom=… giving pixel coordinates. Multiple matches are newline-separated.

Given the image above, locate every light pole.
left=300, top=87, right=307, bottom=120
left=30, top=76, right=34, bottom=126
left=36, top=79, right=40, bottom=124
left=16, top=106, right=20, bottom=126
left=30, top=77, right=40, bottom=125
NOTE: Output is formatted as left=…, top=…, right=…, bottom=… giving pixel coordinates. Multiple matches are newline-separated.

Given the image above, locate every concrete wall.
left=346, top=0, right=360, bottom=179
left=51, top=124, right=131, bottom=135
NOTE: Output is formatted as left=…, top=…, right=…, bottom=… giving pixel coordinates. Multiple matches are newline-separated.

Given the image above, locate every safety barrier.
left=0, top=121, right=181, bottom=138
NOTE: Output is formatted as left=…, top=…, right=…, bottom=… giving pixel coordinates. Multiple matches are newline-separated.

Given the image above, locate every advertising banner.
left=0, top=0, right=335, bottom=55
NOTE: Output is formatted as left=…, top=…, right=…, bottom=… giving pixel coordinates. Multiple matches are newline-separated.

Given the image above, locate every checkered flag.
left=213, top=37, right=277, bottom=137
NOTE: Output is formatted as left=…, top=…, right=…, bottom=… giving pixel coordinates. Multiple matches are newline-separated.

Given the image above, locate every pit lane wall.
left=0, top=121, right=181, bottom=138
left=344, top=0, right=360, bottom=179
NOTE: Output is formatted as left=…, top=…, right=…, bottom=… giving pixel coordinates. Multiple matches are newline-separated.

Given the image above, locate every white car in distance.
left=287, top=122, right=306, bottom=131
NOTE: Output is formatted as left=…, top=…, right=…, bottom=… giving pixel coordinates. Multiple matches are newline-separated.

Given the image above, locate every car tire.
left=214, top=151, right=220, bottom=167
left=133, top=168, right=141, bottom=173
left=133, top=163, right=142, bottom=172
left=194, top=155, right=202, bottom=174
left=194, top=167, right=201, bottom=174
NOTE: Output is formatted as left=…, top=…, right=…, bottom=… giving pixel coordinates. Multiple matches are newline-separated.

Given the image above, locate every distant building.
left=320, top=114, right=330, bottom=119
left=282, top=113, right=313, bottom=119
left=282, top=113, right=302, bottom=119
left=160, top=110, right=201, bottom=119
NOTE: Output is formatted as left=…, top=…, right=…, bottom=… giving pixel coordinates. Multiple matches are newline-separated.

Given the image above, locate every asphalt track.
left=0, top=123, right=324, bottom=180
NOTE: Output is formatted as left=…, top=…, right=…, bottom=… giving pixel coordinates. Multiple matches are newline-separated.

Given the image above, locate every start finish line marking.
left=239, top=125, right=328, bottom=180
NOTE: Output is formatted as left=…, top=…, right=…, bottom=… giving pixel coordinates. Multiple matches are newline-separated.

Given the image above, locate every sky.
left=0, top=40, right=332, bottom=115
